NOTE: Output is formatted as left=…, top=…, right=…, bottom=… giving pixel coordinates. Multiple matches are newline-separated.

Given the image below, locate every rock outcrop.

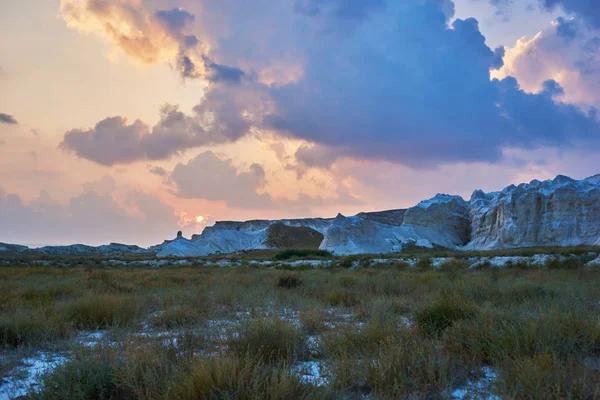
left=35, top=243, right=150, bottom=255
left=319, top=196, right=470, bottom=255
left=467, top=175, right=600, bottom=249
left=150, top=174, right=600, bottom=256
left=0, top=243, right=29, bottom=253
left=3, top=174, right=600, bottom=257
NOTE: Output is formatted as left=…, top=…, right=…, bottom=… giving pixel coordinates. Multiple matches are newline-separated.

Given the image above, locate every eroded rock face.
left=467, top=175, right=600, bottom=249
left=404, top=194, right=471, bottom=247
left=318, top=196, right=471, bottom=255
left=8, top=174, right=597, bottom=257
left=319, top=214, right=406, bottom=255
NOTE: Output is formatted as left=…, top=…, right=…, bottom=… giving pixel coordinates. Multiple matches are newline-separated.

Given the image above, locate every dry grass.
left=0, top=254, right=599, bottom=399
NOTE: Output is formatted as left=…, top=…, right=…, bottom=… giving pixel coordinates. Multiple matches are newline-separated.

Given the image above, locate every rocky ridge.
left=2, top=174, right=599, bottom=256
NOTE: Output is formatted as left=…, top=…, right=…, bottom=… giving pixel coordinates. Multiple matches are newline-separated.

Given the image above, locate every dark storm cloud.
left=0, top=113, right=18, bottom=125
left=61, top=0, right=600, bottom=168
left=263, top=1, right=600, bottom=167
left=542, top=79, right=566, bottom=96
left=495, top=76, right=598, bottom=146
left=541, top=0, right=600, bottom=29
left=203, top=57, right=246, bottom=84
left=294, top=0, right=386, bottom=19
left=556, top=16, right=578, bottom=40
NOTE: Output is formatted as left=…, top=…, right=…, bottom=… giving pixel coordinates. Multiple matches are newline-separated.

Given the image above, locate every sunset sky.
left=1, top=0, right=599, bottom=246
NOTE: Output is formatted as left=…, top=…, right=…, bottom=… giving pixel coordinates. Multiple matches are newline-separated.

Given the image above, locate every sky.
left=1, top=0, right=599, bottom=246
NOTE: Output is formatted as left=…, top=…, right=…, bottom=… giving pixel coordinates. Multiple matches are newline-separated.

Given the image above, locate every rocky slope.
left=2, top=174, right=599, bottom=257
left=467, top=175, right=600, bottom=249
left=157, top=174, right=600, bottom=256
left=156, top=195, right=471, bottom=256
left=0, top=242, right=150, bottom=255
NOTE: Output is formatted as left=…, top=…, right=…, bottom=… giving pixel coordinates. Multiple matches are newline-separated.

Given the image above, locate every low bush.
left=323, top=289, right=360, bottom=307
left=277, top=272, right=303, bottom=289
left=0, top=309, right=64, bottom=347
left=152, top=306, right=204, bottom=330
left=171, top=356, right=326, bottom=400
left=439, top=259, right=468, bottom=272
left=415, top=258, right=431, bottom=270
left=546, top=256, right=584, bottom=270
left=364, top=335, right=458, bottom=398
left=415, top=295, right=477, bottom=337
left=61, top=293, right=143, bottom=329
left=227, top=318, right=308, bottom=363
left=298, top=308, right=328, bottom=334
left=274, top=249, right=332, bottom=260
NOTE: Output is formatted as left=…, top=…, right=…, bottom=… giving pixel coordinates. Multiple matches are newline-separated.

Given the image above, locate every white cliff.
left=466, top=175, right=600, bottom=249
left=319, top=195, right=470, bottom=255
left=3, top=174, right=600, bottom=257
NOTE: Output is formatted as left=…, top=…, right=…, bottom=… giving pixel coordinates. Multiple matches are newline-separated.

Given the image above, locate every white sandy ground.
left=0, top=353, right=68, bottom=400
left=0, top=309, right=504, bottom=399
left=451, top=367, right=500, bottom=400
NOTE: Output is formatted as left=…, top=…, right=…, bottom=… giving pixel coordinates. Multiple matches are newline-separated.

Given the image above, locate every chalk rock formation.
left=35, top=243, right=149, bottom=255
left=467, top=175, right=600, bottom=249
left=0, top=243, right=29, bottom=252
left=319, top=195, right=470, bottom=255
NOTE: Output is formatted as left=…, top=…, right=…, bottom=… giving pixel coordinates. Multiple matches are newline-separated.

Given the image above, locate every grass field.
left=1, top=250, right=600, bottom=399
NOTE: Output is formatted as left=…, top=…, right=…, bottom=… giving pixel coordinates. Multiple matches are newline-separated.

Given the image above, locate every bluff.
left=466, top=175, right=600, bottom=249
left=156, top=174, right=600, bottom=256
left=4, top=174, right=599, bottom=257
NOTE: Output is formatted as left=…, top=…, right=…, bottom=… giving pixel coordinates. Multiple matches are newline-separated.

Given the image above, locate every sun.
left=196, top=216, right=205, bottom=223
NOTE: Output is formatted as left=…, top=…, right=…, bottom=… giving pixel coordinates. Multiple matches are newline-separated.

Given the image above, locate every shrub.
left=152, top=306, right=204, bottom=330
left=498, top=354, right=600, bottom=399
left=393, top=261, right=411, bottom=271
left=323, top=289, right=360, bottom=307
left=339, top=275, right=357, bottom=288
left=298, top=308, right=328, bottom=334
left=37, top=342, right=184, bottom=400
left=546, top=257, right=583, bottom=270
left=0, top=309, right=55, bottom=347
left=415, top=295, right=477, bottom=337
left=227, top=318, right=308, bottom=363
left=61, top=293, right=143, bottom=329
left=275, top=249, right=332, bottom=261
left=339, top=256, right=359, bottom=269
left=277, top=273, right=303, bottom=289
left=415, top=258, right=431, bottom=270
left=36, top=356, right=118, bottom=400
left=171, top=356, right=325, bottom=400
left=439, top=259, right=468, bottom=272
left=364, top=336, right=457, bottom=398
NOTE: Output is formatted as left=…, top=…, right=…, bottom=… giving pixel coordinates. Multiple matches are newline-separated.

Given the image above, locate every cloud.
left=59, top=0, right=244, bottom=82
left=263, top=1, right=600, bottom=167
left=61, top=0, right=600, bottom=169
left=542, top=79, right=565, bottom=96
left=0, top=180, right=178, bottom=246
left=556, top=16, right=578, bottom=40
left=294, top=0, right=386, bottom=20
left=147, top=165, right=168, bottom=177
left=493, top=17, right=600, bottom=109
left=168, top=150, right=363, bottom=211
left=203, top=56, right=246, bottom=84
left=0, top=113, right=18, bottom=125
left=487, top=0, right=515, bottom=20
left=60, top=102, right=248, bottom=165
left=494, top=76, right=598, bottom=147
left=541, top=0, right=600, bottom=29
left=169, top=151, right=272, bottom=209
left=295, top=144, right=343, bottom=169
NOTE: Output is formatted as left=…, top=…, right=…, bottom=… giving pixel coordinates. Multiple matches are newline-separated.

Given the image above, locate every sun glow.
left=196, top=216, right=205, bottom=223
